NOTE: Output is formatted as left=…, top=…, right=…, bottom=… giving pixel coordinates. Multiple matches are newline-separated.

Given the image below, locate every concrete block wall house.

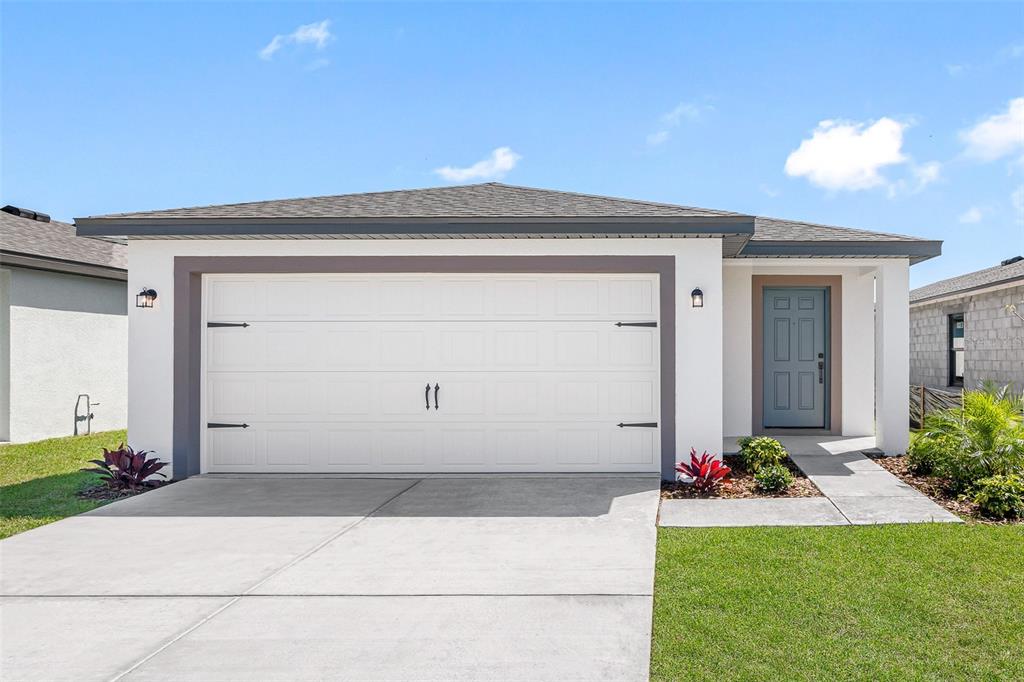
left=910, top=256, right=1024, bottom=390
left=75, top=184, right=941, bottom=480
left=1, top=205, right=128, bottom=442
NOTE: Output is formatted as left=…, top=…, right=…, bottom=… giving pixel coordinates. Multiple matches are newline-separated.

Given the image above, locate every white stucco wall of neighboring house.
left=2, top=267, right=128, bottom=443
left=722, top=260, right=887, bottom=440
left=0, top=269, right=10, bottom=441
left=126, top=237, right=724, bottom=472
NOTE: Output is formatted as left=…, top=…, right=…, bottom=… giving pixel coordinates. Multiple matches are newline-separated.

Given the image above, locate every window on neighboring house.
left=948, top=313, right=964, bottom=387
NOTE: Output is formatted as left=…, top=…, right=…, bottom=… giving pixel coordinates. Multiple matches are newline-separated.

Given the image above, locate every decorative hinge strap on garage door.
left=207, top=422, right=250, bottom=429
left=207, top=322, right=250, bottom=328
left=614, top=321, right=657, bottom=327
left=617, top=422, right=658, bottom=428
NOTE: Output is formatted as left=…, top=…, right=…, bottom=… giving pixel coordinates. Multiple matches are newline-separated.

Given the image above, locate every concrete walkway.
left=660, top=436, right=960, bottom=527
left=1, top=475, right=661, bottom=682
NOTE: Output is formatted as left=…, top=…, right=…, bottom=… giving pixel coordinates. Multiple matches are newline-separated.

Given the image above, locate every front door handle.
left=818, top=361, right=824, bottom=384
left=425, top=383, right=431, bottom=410
left=434, top=383, right=440, bottom=410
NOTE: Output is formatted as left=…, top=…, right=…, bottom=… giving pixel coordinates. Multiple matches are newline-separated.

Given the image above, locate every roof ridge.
left=80, top=183, right=501, bottom=220
left=488, top=182, right=747, bottom=217
left=82, top=182, right=747, bottom=220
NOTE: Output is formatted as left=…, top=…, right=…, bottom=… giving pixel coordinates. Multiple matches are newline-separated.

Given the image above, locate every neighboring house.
left=909, top=256, right=1024, bottom=390
left=0, top=205, right=128, bottom=443
left=75, top=183, right=940, bottom=480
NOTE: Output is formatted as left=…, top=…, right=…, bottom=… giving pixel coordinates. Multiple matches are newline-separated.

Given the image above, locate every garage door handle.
left=208, top=422, right=250, bottom=429
left=425, top=383, right=431, bottom=410
left=617, top=422, right=657, bottom=428
left=615, top=321, right=657, bottom=327
left=434, top=383, right=440, bottom=410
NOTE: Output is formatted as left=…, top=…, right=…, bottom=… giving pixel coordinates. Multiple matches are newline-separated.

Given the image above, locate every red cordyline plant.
left=675, top=448, right=732, bottom=492
left=81, top=444, right=167, bottom=491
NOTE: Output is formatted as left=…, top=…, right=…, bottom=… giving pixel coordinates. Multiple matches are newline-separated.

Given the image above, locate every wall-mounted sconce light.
left=690, top=287, right=704, bottom=308
left=136, top=288, right=158, bottom=308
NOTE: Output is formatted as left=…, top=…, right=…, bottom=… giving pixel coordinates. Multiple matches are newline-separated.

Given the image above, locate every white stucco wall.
left=3, top=267, right=128, bottom=443
left=126, top=237, right=725, bottom=472
left=722, top=260, right=884, bottom=438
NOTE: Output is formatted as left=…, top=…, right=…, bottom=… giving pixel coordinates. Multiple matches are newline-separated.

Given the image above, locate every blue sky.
left=3, top=2, right=1022, bottom=287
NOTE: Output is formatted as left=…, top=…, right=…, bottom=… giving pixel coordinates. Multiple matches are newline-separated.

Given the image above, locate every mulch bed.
left=661, top=455, right=821, bottom=499
left=77, top=481, right=170, bottom=501
left=869, top=455, right=1022, bottom=525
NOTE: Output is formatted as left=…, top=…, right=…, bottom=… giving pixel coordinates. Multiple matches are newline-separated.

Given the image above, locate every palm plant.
left=915, top=385, right=1024, bottom=491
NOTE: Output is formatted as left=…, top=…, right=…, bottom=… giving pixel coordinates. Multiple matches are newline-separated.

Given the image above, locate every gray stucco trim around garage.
left=736, top=239, right=942, bottom=264
left=172, top=255, right=677, bottom=481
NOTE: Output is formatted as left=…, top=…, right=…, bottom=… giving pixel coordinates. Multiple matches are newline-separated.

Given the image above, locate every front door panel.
left=762, top=287, right=827, bottom=428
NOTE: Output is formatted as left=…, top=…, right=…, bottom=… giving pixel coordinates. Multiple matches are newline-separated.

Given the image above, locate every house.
left=1, top=205, right=128, bottom=443
left=75, top=183, right=941, bottom=480
left=909, top=256, right=1024, bottom=390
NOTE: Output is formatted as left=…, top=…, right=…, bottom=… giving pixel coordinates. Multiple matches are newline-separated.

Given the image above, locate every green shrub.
left=739, top=436, right=788, bottom=472
left=906, top=430, right=957, bottom=475
left=915, top=388, right=1024, bottom=492
left=971, top=474, right=1024, bottom=519
left=754, top=464, right=794, bottom=493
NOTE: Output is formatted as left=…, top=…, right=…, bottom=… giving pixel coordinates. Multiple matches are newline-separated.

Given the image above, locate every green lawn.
left=0, top=430, right=127, bottom=539
left=653, top=524, right=1024, bottom=681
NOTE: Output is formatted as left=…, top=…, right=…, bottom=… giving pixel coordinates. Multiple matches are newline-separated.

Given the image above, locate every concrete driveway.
left=0, top=475, right=660, bottom=681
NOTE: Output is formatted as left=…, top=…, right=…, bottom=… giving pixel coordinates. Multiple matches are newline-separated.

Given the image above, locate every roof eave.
left=74, top=215, right=756, bottom=238
left=735, top=239, right=942, bottom=264
left=1, top=250, right=127, bottom=281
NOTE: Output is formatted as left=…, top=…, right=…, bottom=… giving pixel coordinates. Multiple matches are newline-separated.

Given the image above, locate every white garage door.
left=202, top=273, right=661, bottom=473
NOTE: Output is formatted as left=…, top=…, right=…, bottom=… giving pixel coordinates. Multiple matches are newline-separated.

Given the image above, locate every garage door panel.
left=207, top=371, right=657, bottom=424
left=204, top=421, right=657, bottom=473
left=203, top=273, right=661, bottom=473
left=205, top=274, right=660, bottom=322
left=208, top=429, right=257, bottom=467
left=208, top=322, right=657, bottom=373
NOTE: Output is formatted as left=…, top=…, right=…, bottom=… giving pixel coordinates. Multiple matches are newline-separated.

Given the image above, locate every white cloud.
left=960, top=97, right=1024, bottom=162
left=661, top=102, right=703, bottom=126
left=434, top=147, right=521, bottom=182
left=647, top=101, right=710, bottom=146
left=912, top=161, right=942, bottom=189
left=260, top=20, right=333, bottom=61
left=958, top=206, right=984, bottom=224
left=784, top=117, right=909, bottom=191
left=1012, top=186, right=1024, bottom=222
left=759, top=184, right=780, bottom=198
left=945, top=64, right=967, bottom=77
left=646, top=130, right=670, bottom=146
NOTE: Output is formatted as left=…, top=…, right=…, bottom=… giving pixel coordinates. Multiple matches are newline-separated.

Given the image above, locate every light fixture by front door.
left=136, top=288, right=158, bottom=308
left=691, top=287, right=704, bottom=308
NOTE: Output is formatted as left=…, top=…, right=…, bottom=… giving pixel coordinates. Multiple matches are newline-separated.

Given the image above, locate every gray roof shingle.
left=910, top=257, right=1024, bottom=303
left=82, top=183, right=742, bottom=221
left=751, top=216, right=925, bottom=243
left=1, top=209, right=126, bottom=271
left=74, top=182, right=940, bottom=261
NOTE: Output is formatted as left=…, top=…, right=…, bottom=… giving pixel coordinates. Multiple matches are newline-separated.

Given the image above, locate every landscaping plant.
left=971, top=474, right=1024, bottom=519
left=81, top=444, right=168, bottom=491
left=911, top=386, right=1024, bottom=493
left=738, top=436, right=788, bottom=472
left=676, top=448, right=731, bottom=493
left=754, top=463, right=794, bottom=493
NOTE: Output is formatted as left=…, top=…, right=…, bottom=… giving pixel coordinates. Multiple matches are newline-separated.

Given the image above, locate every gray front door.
left=763, top=287, right=827, bottom=428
